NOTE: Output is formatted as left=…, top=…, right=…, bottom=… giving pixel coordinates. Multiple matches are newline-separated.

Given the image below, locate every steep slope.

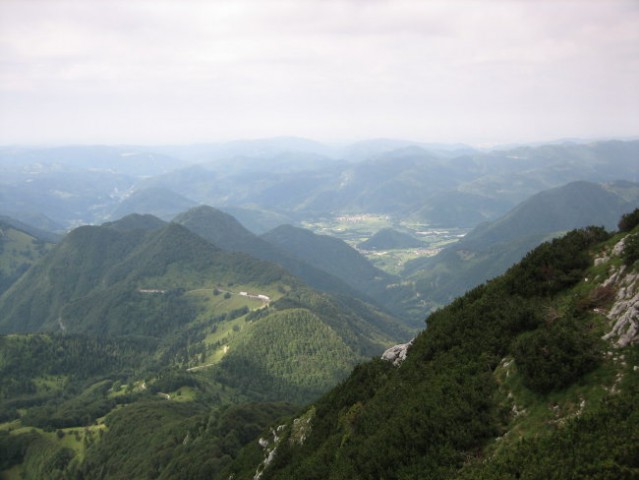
left=0, top=219, right=54, bottom=295
left=3, top=216, right=637, bottom=480
left=227, top=221, right=639, bottom=480
left=0, top=215, right=61, bottom=243
left=261, top=224, right=422, bottom=325
left=262, top=224, right=396, bottom=296
left=405, top=181, right=639, bottom=306
left=0, top=222, right=150, bottom=332
left=461, top=181, right=633, bottom=249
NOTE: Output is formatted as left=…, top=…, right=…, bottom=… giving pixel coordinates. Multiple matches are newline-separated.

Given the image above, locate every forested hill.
left=173, top=205, right=386, bottom=307
left=262, top=224, right=396, bottom=293
left=260, top=224, right=421, bottom=324
left=0, top=212, right=407, bottom=398
left=0, top=219, right=54, bottom=295
left=225, top=210, right=639, bottom=480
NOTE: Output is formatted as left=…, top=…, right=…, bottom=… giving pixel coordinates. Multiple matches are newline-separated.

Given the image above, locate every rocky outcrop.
left=254, top=425, right=285, bottom=480
left=602, top=237, right=639, bottom=347
left=253, top=407, right=315, bottom=480
left=603, top=273, right=639, bottom=347
left=381, top=340, right=413, bottom=366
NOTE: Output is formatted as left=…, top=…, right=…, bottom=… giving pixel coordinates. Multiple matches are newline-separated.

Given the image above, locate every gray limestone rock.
left=381, top=340, right=414, bottom=366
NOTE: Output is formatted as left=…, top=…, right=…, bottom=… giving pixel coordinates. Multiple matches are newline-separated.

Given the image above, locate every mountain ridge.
left=404, top=180, right=639, bottom=306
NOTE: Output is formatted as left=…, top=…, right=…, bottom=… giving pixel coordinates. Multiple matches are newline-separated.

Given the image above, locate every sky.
left=0, top=0, right=638, bottom=146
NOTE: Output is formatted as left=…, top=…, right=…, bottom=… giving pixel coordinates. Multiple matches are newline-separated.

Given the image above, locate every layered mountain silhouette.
left=405, top=180, right=639, bottom=305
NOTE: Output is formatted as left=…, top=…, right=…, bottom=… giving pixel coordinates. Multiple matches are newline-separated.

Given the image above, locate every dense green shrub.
left=455, top=382, right=639, bottom=480
left=505, top=226, right=609, bottom=297
left=512, top=316, right=601, bottom=393
left=618, top=208, right=639, bottom=232
left=622, top=234, right=639, bottom=266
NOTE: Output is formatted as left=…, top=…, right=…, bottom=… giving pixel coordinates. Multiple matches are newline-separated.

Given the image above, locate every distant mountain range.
left=1, top=139, right=637, bottom=230
left=109, top=187, right=197, bottom=221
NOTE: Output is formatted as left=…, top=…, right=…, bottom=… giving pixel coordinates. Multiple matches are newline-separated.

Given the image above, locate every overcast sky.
left=1, top=0, right=637, bottom=146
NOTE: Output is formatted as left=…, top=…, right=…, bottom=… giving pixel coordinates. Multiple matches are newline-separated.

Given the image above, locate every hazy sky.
left=1, top=0, right=638, bottom=146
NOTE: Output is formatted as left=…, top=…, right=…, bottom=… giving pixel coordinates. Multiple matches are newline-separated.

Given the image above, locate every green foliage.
left=0, top=333, right=156, bottom=430
left=216, top=309, right=359, bottom=403
left=262, top=224, right=421, bottom=326
left=60, top=286, right=198, bottom=337
left=618, top=208, right=639, bottom=232
left=512, top=316, right=601, bottom=394
left=455, top=363, right=639, bottom=480
left=0, top=334, right=155, bottom=401
left=0, top=222, right=53, bottom=295
left=0, top=214, right=409, bottom=478
left=174, top=205, right=387, bottom=308
left=76, top=401, right=296, bottom=480
left=0, top=222, right=290, bottom=334
left=504, top=227, right=609, bottom=297
left=21, top=440, right=75, bottom=480
left=231, top=224, right=621, bottom=480
left=4, top=205, right=634, bottom=479
left=622, top=233, right=639, bottom=266
left=0, top=430, right=39, bottom=471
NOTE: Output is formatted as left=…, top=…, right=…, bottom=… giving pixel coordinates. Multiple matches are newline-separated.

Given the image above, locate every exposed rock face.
left=381, top=340, right=413, bottom=366
left=602, top=237, right=639, bottom=347
left=253, top=407, right=315, bottom=480
left=612, top=236, right=627, bottom=257
left=603, top=273, right=639, bottom=347
left=254, top=425, right=285, bottom=480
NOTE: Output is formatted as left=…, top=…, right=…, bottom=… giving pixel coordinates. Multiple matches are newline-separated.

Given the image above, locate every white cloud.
left=0, top=0, right=637, bottom=144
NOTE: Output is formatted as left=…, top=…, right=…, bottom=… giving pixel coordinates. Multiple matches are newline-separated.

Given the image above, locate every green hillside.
left=224, top=215, right=639, bottom=480
left=0, top=213, right=405, bottom=431
left=262, top=224, right=395, bottom=292
left=174, top=205, right=384, bottom=305
left=0, top=210, right=410, bottom=478
left=262, top=224, right=422, bottom=326
left=215, top=309, right=358, bottom=402
left=0, top=220, right=54, bottom=295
